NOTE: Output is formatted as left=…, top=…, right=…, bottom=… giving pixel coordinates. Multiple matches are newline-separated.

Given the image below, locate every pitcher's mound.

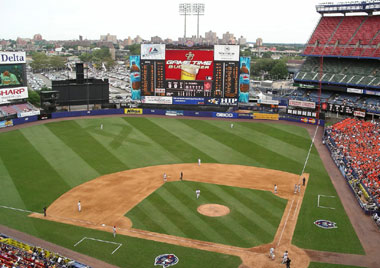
left=197, top=204, right=230, bottom=217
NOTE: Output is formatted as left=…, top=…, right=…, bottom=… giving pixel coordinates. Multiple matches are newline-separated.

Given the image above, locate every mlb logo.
left=154, top=254, right=179, bottom=268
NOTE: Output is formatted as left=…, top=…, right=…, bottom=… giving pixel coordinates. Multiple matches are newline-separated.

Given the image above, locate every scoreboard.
left=138, top=44, right=244, bottom=105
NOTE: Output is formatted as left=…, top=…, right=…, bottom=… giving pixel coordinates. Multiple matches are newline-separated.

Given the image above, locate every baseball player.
left=180, top=171, right=183, bottom=181
left=282, top=250, right=288, bottom=264
left=113, top=226, right=116, bottom=238
left=274, top=184, right=278, bottom=194
left=100, top=124, right=103, bottom=130
left=298, top=184, right=301, bottom=193
left=231, top=123, right=234, bottom=128
left=269, top=247, right=275, bottom=260
left=303, top=177, right=306, bottom=186
left=294, top=184, right=298, bottom=194
left=198, top=158, right=201, bottom=166
left=196, top=189, right=200, bottom=199
left=77, top=201, right=81, bottom=212
left=163, top=173, right=167, bottom=183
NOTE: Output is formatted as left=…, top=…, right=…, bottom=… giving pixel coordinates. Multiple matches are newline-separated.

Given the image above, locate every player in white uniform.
left=100, top=124, right=103, bottom=130
left=198, top=158, right=201, bottom=166
left=269, top=247, right=275, bottom=260
left=196, top=189, right=200, bottom=199
left=294, top=184, right=298, bottom=194
left=77, top=201, right=81, bottom=212
left=113, top=226, right=116, bottom=238
left=274, top=184, right=278, bottom=194
left=282, top=250, right=288, bottom=264
left=163, top=173, right=167, bottom=183
left=298, top=184, right=301, bottom=193
left=230, top=123, right=234, bottom=128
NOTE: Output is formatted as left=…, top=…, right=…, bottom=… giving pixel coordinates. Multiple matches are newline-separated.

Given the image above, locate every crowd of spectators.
left=325, top=118, right=380, bottom=212
left=0, top=234, right=88, bottom=268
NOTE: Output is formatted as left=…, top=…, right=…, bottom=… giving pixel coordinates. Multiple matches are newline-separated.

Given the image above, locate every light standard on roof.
left=179, top=3, right=192, bottom=39
left=192, top=3, right=205, bottom=39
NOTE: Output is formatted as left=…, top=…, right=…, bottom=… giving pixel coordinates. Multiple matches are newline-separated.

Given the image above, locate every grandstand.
left=294, top=1, right=380, bottom=120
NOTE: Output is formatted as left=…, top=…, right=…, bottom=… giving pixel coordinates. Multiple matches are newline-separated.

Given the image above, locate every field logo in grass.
left=314, top=219, right=338, bottom=229
left=154, top=253, right=179, bottom=267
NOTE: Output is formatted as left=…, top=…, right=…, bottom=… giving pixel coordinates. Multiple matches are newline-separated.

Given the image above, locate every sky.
left=2, top=0, right=329, bottom=44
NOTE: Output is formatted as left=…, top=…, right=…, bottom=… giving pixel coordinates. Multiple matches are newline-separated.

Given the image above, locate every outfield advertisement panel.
left=141, top=44, right=166, bottom=60
left=0, top=119, right=13, bottom=128
left=238, top=57, right=250, bottom=103
left=0, top=86, right=28, bottom=104
left=213, top=112, right=237, bottom=118
left=214, top=45, right=240, bottom=62
left=172, top=97, right=205, bottom=105
left=141, top=96, right=172, bottom=104
left=124, top=108, right=143, bottom=114
left=0, top=52, right=26, bottom=65
left=253, top=113, right=279, bottom=120
left=130, top=55, right=141, bottom=100
left=289, top=99, right=316, bottom=109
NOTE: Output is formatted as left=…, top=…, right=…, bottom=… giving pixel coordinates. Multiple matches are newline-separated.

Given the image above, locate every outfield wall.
left=0, top=108, right=324, bottom=130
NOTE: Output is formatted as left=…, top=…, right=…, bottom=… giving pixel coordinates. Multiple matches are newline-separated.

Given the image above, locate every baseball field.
left=0, top=116, right=366, bottom=267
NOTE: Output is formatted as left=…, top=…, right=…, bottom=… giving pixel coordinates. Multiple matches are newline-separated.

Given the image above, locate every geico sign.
left=216, top=113, right=234, bottom=118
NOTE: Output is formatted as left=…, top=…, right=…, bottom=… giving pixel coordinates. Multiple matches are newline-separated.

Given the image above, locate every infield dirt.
left=31, top=163, right=310, bottom=268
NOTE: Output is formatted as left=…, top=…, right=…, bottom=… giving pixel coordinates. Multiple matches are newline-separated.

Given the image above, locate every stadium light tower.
left=192, top=3, right=205, bottom=39
left=179, top=3, right=192, bottom=38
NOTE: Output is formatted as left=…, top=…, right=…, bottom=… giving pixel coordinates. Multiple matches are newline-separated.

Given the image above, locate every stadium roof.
left=316, top=1, right=380, bottom=14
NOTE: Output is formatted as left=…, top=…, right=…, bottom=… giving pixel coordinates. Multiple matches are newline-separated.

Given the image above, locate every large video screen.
left=0, top=64, right=26, bottom=88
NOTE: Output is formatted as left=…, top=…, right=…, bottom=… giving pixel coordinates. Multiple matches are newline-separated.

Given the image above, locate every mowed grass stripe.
left=46, top=121, right=128, bottom=175
left=231, top=122, right=309, bottom=164
left=0, top=158, right=27, bottom=209
left=92, top=117, right=183, bottom=167
left=156, top=187, right=229, bottom=244
left=240, top=189, right=286, bottom=216
left=266, top=123, right=312, bottom=139
left=0, top=130, right=71, bottom=211
left=202, top=183, right=276, bottom=237
left=179, top=182, right=262, bottom=246
left=181, top=119, right=303, bottom=174
left=136, top=199, right=187, bottom=237
left=228, top=187, right=286, bottom=228
left=124, top=117, right=218, bottom=163
left=140, top=196, right=194, bottom=238
left=150, top=118, right=261, bottom=166
left=20, top=125, right=100, bottom=188
left=167, top=182, right=251, bottom=246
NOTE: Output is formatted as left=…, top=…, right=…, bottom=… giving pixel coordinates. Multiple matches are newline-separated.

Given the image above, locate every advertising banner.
left=214, top=45, right=240, bottom=62
left=130, top=55, right=141, bottom=100
left=141, top=44, right=166, bottom=60
left=165, top=110, right=184, bottom=116
left=141, top=96, right=172, bottom=104
left=253, top=113, right=279, bottom=120
left=205, top=98, right=238, bottom=106
left=172, top=97, right=205, bottom=105
left=258, top=99, right=279, bottom=105
left=0, top=119, right=13, bottom=128
left=213, top=112, right=237, bottom=118
left=289, top=99, right=316, bottom=109
left=347, top=88, right=363, bottom=94
left=18, top=110, right=40, bottom=118
left=0, top=87, right=28, bottom=104
left=237, top=113, right=253, bottom=119
left=238, top=57, right=250, bottom=103
left=0, top=52, right=26, bottom=65
left=124, top=108, right=143, bottom=114
left=165, top=49, right=214, bottom=81
left=354, top=110, right=366, bottom=118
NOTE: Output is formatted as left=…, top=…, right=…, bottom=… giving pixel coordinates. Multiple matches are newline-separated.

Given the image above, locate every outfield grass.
left=0, top=117, right=364, bottom=267
left=126, top=181, right=287, bottom=248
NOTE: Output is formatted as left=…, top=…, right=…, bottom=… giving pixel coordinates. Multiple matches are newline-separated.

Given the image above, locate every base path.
left=31, top=163, right=310, bottom=268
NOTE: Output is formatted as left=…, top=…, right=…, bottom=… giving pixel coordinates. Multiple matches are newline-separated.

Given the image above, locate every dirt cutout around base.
left=30, top=163, right=310, bottom=268
left=198, top=204, right=230, bottom=217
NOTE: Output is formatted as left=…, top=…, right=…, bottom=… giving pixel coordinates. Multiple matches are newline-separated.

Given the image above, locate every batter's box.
left=74, top=237, right=122, bottom=254
left=317, top=194, right=336, bottom=210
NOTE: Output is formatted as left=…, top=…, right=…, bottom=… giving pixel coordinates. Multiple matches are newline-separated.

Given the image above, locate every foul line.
left=0, top=205, right=34, bottom=214
left=276, top=199, right=294, bottom=248
left=292, top=200, right=300, bottom=221
left=74, top=237, right=122, bottom=255
left=299, top=125, right=319, bottom=183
